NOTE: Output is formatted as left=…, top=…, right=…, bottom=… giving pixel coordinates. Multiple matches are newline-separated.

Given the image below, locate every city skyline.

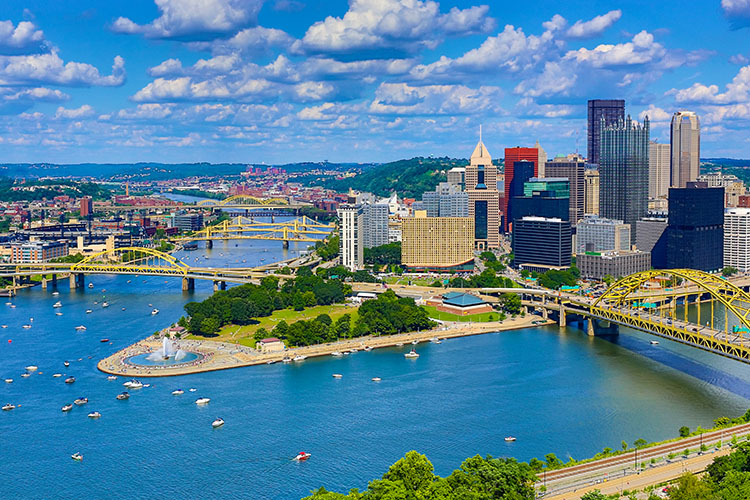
left=2, top=1, right=750, bottom=164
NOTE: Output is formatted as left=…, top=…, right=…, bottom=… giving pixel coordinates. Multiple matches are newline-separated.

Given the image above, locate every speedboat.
left=22, top=324, right=31, bottom=329
left=2, top=403, right=15, bottom=411
left=504, top=436, right=517, bottom=442
left=55, top=312, right=63, bottom=316
left=94, top=301, right=98, bottom=305
left=61, top=404, right=73, bottom=412
left=293, top=452, right=311, bottom=461
left=331, top=351, right=342, bottom=357
left=74, top=398, right=88, bottom=406
left=350, top=348, right=358, bottom=353
left=85, top=310, right=93, bottom=314
left=151, top=309, right=159, bottom=315
left=100, top=338, right=109, bottom=343
left=25, top=365, right=38, bottom=372
left=127, top=280, right=131, bottom=284
left=21, top=373, right=30, bottom=378
left=404, top=349, right=419, bottom=359
left=75, top=326, right=86, bottom=331
left=431, top=338, right=442, bottom=344
left=212, top=418, right=224, bottom=428
left=65, top=377, right=76, bottom=384
left=172, top=389, right=184, bottom=395
left=282, top=357, right=292, bottom=363
left=53, top=301, right=62, bottom=308
left=88, top=283, right=94, bottom=289
left=71, top=452, right=83, bottom=461
left=87, top=411, right=101, bottom=419
left=364, top=346, right=373, bottom=352
left=332, top=373, right=343, bottom=379
left=4, top=379, right=12, bottom=384
left=107, top=376, right=117, bottom=381
left=195, top=397, right=211, bottom=405
left=371, top=377, right=382, bottom=382
left=143, top=384, right=151, bottom=388
left=266, top=360, right=275, bottom=365
left=116, top=392, right=129, bottom=400
left=189, top=388, right=197, bottom=392
left=64, top=361, right=70, bottom=367
left=411, top=339, right=419, bottom=345
left=650, top=340, right=660, bottom=345
left=396, top=342, right=404, bottom=347
left=293, top=355, right=307, bottom=362
left=52, top=291, right=59, bottom=296
left=102, top=302, right=109, bottom=308
left=1, top=325, right=6, bottom=328
left=53, top=373, right=62, bottom=378
left=123, top=380, right=143, bottom=389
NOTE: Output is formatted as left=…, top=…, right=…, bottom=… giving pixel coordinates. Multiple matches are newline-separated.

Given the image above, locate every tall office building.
left=506, top=160, right=536, bottom=228
left=724, top=208, right=750, bottom=272
left=80, top=196, right=93, bottom=218
left=545, top=158, right=585, bottom=224
left=362, top=202, right=389, bottom=249
left=422, top=182, right=469, bottom=218
left=670, top=111, right=700, bottom=188
left=466, top=137, right=500, bottom=249
left=512, top=217, right=571, bottom=270
left=446, top=167, right=466, bottom=191
left=575, top=216, right=630, bottom=254
left=666, top=184, right=723, bottom=271
left=503, top=147, right=539, bottom=231
left=635, top=217, right=668, bottom=269
left=535, top=140, right=547, bottom=177
left=337, top=204, right=363, bottom=271
left=512, top=177, right=570, bottom=222
left=584, top=169, right=600, bottom=215
left=401, top=213, right=474, bottom=271
left=599, top=115, right=649, bottom=242
left=587, top=99, right=625, bottom=165
left=648, top=141, right=670, bottom=199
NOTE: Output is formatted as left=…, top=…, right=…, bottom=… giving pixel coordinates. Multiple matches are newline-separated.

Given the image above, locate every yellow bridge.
left=175, top=215, right=335, bottom=248
left=196, top=194, right=304, bottom=210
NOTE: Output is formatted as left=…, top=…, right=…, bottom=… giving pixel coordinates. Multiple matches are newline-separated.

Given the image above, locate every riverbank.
left=97, top=315, right=548, bottom=377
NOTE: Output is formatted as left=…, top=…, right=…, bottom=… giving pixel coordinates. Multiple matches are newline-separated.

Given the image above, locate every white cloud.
left=148, top=58, right=183, bottom=77
left=730, top=53, right=750, bottom=64
left=293, top=0, right=494, bottom=56
left=369, top=82, right=502, bottom=115
left=189, top=26, right=294, bottom=56
left=55, top=104, right=95, bottom=119
left=0, top=20, right=46, bottom=54
left=564, top=31, right=665, bottom=67
left=117, top=103, right=175, bottom=120
left=2, top=87, right=68, bottom=102
left=565, top=10, right=621, bottom=39
left=0, top=51, right=125, bottom=86
left=112, top=0, right=263, bottom=40
left=722, top=0, right=750, bottom=27
left=638, top=105, right=671, bottom=123
left=673, top=65, right=750, bottom=104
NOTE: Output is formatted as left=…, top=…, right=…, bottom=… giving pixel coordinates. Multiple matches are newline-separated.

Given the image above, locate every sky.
left=2, top=0, right=750, bottom=164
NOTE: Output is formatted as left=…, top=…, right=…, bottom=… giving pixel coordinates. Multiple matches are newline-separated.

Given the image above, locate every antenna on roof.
left=479, top=124, right=482, bottom=142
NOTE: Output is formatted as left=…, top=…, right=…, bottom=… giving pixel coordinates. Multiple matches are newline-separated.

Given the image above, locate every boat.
left=282, top=357, right=292, bottom=363
left=172, top=389, right=184, bottom=395
left=52, top=291, right=59, bottom=296
left=430, top=338, right=442, bottom=344
left=100, top=338, right=109, bottom=343
left=88, top=283, right=94, bottom=289
left=650, top=340, right=660, bottom=345
left=127, top=280, right=131, bottom=284
left=189, top=388, right=197, bottom=392
left=396, top=342, right=404, bottom=347
left=151, top=309, right=159, bottom=315
left=332, top=373, right=343, bottom=379
left=102, top=302, right=109, bottom=308
left=1, top=325, right=6, bottom=328
left=364, top=346, right=373, bottom=352
left=21, top=373, right=30, bottom=378
left=2, top=403, right=15, bottom=411
left=371, top=377, right=382, bottom=382
left=61, top=404, right=73, bottom=412
left=107, top=375, right=117, bottom=381
left=87, top=411, right=101, bottom=419
left=123, top=380, right=143, bottom=389
left=75, top=326, right=87, bottom=331
left=121, top=308, right=126, bottom=311
left=22, top=324, right=31, bottom=329
left=350, top=348, right=358, bottom=353
left=55, top=312, right=63, bottom=316
left=331, top=351, right=343, bottom=357
left=293, top=452, right=311, bottom=461
left=195, top=397, right=211, bottom=405
left=212, top=418, right=225, bottom=428
left=85, top=310, right=93, bottom=314
left=53, top=373, right=62, bottom=378
left=4, top=379, right=12, bottom=384
left=116, top=392, right=130, bottom=400
left=9, top=305, right=15, bottom=309
left=404, top=349, right=420, bottom=359
left=143, top=384, right=151, bottom=388
left=504, top=436, right=517, bottom=442
left=25, top=365, right=38, bottom=372
left=65, top=377, right=76, bottom=384
left=94, top=301, right=98, bottom=305
left=74, top=398, right=89, bottom=406
left=53, top=301, right=62, bottom=308
left=293, top=355, right=307, bottom=362
left=64, top=361, right=70, bottom=367
left=266, top=360, right=275, bottom=365
left=71, top=452, right=83, bottom=461
left=411, top=340, right=419, bottom=345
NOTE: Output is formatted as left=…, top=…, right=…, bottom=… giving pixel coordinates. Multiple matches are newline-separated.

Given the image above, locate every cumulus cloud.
left=564, top=31, right=665, bottom=67
left=0, top=86, right=69, bottom=115
left=112, top=0, right=263, bottom=40
left=369, top=82, right=502, bottom=115
left=189, top=26, right=294, bottom=57
left=638, top=105, right=671, bottom=123
left=565, top=10, right=621, bottom=39
left=673, top=65, right=750, bottom=104
left=0, top=51, right=125, bottom=86
left=722, top=0, right=750, bottom=28
left=730, top=53, right=750, bottom=64
left=55, top=104, right=95, bottom=119
left=0, top=20, right=46, bottom=55
left=292, top=0, right=495, bottom=57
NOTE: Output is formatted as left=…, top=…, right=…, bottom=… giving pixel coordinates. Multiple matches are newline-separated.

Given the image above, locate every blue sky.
left=2, top=0, right=750, bottom=164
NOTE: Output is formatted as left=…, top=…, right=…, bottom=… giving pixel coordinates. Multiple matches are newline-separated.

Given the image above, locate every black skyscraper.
left=507, top=161, right=535, bottom=230
left=666, top=184, right=724, bottom=271
left=588, top=99, right=625, bottom=165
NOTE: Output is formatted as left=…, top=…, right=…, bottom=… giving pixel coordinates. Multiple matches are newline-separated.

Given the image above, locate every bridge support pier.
left=558, top=304, right=566, bottom=327
left=541, top=308, right=548, bottom=320
left=206, top=240, right=213, bottom=249
left=587, top=319, right=595, bottom=337
left=69, top=273, right=84, bottom=289
left=41, top=276, right=48, bottom=290
left=282, top=240, right=289, bottom=249
left=182, top=277, right=195, bottom=291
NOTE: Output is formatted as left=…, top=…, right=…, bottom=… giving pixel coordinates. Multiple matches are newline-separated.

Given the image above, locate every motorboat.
left=107, top=376, right=117, bottom=381
left=61, top=404, right=73, bottom=412
left=1, top=325, right=6, bottom=328
left=55, top=312, right=63, bottom=316
left=332, top=373, right=343, bottom=379
left=189, top=388, right=197, bottom=392
left=127, top=280, right=131, bottom=284
left=87, top=411, right=101, bottom=419
left=85, top=310, right=93, bottom=314
left=151, top=309, right=159, bottom=315
left=504, top=436, right=517, bottom=442
left=350, top=348, right=358, bottom=353
left=293, top=355, right=307, bottom=362
left=74, top=398, right=89, bottom=406
left=21, top=373, right=30, bottom=378
left=364, top=346, right=373, bottom=352
left=123, top=380, right=143, bottom=389
left=212, top=418, right=225, bottom=428
left=9, top=305, right=15, bottom=309
left=293, top=452, right=311, bottom=461
left=25, top=365, right=38, bottom=372
left=22, top=324, right=31, bottom=329
left=52, top=291, right=59, bottom=296
left=116, top=392, right=130, bottom=400
left=94, top=301, right=98, bottom=305
left=53, top=301, right=62, bottom=308
left=143, top=384, right=151, bottom=388
left=102, top=302, right=109, bottom=308
left=2, top=403, right=15, bottom=411
left=282, top=357, right=292, bottom=363
left=172, top=389, right=184, bottom=395
left=53, top=373, right=62, bottom=378
left=266, top=360, right=275, bottom=365
left=396, top=342, right=404, bottom=347
left=71, top=452, right=83, bottom=461
left=64, top=361, right=70, bottom=367
left=88, top=283, right=94, bottom=289
left=331, top=351, right=342, bottom=357
left=122, top=307, right=126, bottom=311
left=404, top=349, right=420, bottom=359
left=100, top=338, right=109, bottom=343
left=371, top=377, right=382, bottom=382
left=431, top=338, right=442, bottom=344
left=4, top=379, right=12, bottom=384
left=650, top=340, right=660, bottom=345
left=65, top=377, right=76, bottom=384
left=411, top=339, right=419, bottom=345
left=75, top=326, right=87, bottom=331
left=195, top=397, right=211, bottom=405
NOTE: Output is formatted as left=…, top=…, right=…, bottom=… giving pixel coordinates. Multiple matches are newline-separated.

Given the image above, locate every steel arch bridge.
left=197, top=195, right=289, bottom=207
left=177, top=215, right=334, bottom=243
left=72, top=247, right=191, bottom=277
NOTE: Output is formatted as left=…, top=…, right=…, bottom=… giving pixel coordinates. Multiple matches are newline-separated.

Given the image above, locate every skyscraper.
left=503, top=147, right=539, bottom=231
left=724, top=208, right=750, bottom=272
left=545, top=157, right=586, bottom=224
left=512, top=217, right=571, bottom=270
left=422, top=182, right=468, bottom=217
left=337, top=204, right=363, bottom=271
left=599, top=115, right=649, bottom=242
left=512, top=178, right=570, bottom=222
left=587, top=99, right=625, bottom=165
left=466, top=136, right=500, bottom=249
left=670, top=111, right=700, bottom=188
left=648, top=140, right=670, bottom=199
left=666, top=184, right=723, bottom=272
left=584, top=169, right=599, bottom=215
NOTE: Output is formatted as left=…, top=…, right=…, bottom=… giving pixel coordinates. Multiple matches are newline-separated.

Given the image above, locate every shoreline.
left=97, top=315, right=549, bottom=377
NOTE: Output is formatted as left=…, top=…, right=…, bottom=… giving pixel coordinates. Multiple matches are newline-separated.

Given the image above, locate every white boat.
left=172, top=389, right=184, bottom=395
left=21, top=373, right=30, bottom=378
left=332, top=373, right=343, bottom=379
left=212, top=418, right=225, bottom=428
left=151, top=309, right=159, bottom=315
left=94, top=302, right=98, bottom=305
left=430, top=338, right=442, bottom=344
left=411, top=340, right=419, bottom=345
left=2, top=403, right=15, bottom=411
left=9, top=305, right=15, bottom=309
left=71, top=452, right=83, bottom=461
left=293, top=355, right=307, bottom=362
left=189, top=388, right=197, bottom=392
left=331, top=351, right=343, bottom=357
left=650, top=340, right=660, bottom=345
left=61, top=404, right=73, bottom=412
left=74, top=398, right=88, bottom=406
left=116, top=392, right=130, bottom=400
left=195, top=397, right=211, bottom=405
left=404, top=349, right=420, bottom=359
left=53, top=301, right=62, bottom=308
left=4, top=379, right=12, bottom=384
left=371, top=377, right=382, bottom=382
left=88, top=283, right=94, bottom=289
left=504, top=436, right=517, bottom=442
left=293, top=452, right=311, bottom=461
left=107, top=376, right=117, bottom=381
left=25, top=365, right=38, bottom=372
left=63, top=361, right=70, bottom=367
left=364, top=346, right=373, bottom=352
left=102, top=302, right=109, bottom=308
left=87, top=411, right=101, bottom=419
left=350, top=348, right=358, bottom=353
left=123, top=380, right=143, bottom=389
left=52, top=291, right=59, bottom=296
left=55, top=312, right=63, bottom=316
left=143, top=384, right=151, bottom=388
left=75, top=326, right=87, bottom=331
left=1, top=325, right=6, bottom=328
left=396, top=342, right=404, bottom=347
left=53, top=373, right=62, bottom=378
left=85, top=310, right=93, bottom=314
left=22, top=324, right=31, bottom=329
left=65, top=376, right=75, bottom=384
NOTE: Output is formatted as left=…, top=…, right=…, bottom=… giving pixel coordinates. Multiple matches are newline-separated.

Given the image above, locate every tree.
left=544, top=453, right=563, bottom=469
left=603, top=274, right=615, bottom=286
left=679, top=426, right=691, bottom=438
left=580, top=491, right=612, bottom=500
left=622, top=440, right=629, bottom=451
left=723, top=266, right=739, bottom=277
left=381, top=451, right=435, bottom=492
left=500, top=293, right=521, bottom=315
left=200, top=317, right=219, bottom=335
left=253, top=328, right=270, bottom=343
left=667, top=473, right=715, bottom=500
left=634, top=438, right=648, bottom=449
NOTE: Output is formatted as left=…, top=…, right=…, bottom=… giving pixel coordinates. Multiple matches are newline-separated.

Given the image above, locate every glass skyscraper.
left=587, top=99, right=625, bottom=165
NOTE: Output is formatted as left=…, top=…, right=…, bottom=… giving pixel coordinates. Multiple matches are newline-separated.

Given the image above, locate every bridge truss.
left=177, top=215, right=334, bottom=243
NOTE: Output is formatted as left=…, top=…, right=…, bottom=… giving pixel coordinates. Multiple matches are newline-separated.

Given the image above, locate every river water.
left=2, top=237, right=750, bottom=499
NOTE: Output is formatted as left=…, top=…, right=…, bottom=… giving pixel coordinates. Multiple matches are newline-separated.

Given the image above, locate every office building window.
left=475, top=200, right=487, bottom=239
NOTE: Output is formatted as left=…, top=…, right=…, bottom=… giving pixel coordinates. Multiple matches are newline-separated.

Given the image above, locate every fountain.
left=146, top=338, right=189, bottom=362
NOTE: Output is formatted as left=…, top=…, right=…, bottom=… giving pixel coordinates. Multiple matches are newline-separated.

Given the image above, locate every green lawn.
left=422, top=305, right=502, bottom=323
left=384, top=276, right=442, bottom=286
left=187, top=303, right=359, bottom=346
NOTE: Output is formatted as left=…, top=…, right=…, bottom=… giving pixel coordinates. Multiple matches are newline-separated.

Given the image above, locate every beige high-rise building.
left=670, top=111, right=700, bottom=188
left=401, top=212, right=474, bottom=270
left=699, top=172, right=746, bottom=207
left=584, top=169, right=600, bottom=215
left=648, top=141, right=670, bottom=199
left=466, top=134, right=500, bottom=249
left=535, top=140, right=547, bottom=178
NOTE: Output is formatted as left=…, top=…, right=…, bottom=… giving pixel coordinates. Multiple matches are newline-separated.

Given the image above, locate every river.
left=1, top=239, right=749, bottom=499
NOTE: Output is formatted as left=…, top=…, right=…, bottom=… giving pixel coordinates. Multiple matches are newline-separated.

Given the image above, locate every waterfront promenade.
left=98, top=315, right=545, bottom=377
